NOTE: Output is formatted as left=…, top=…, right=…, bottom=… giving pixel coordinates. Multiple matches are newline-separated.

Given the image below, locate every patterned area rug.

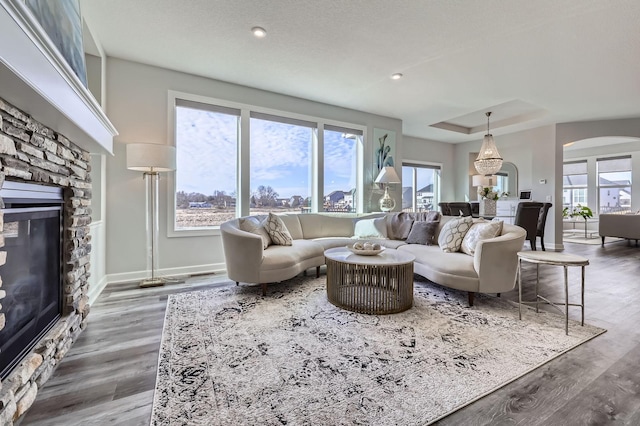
left=151, top=276, right=605, bottom=425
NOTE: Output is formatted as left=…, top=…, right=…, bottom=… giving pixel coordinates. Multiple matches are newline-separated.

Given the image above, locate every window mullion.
left=239, top=109, right=251, bottom=217
left=314, top=126, right=323, bottom=213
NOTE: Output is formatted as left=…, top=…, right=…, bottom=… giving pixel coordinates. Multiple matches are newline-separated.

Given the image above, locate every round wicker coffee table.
left=324, top=247, right=415, bottom=315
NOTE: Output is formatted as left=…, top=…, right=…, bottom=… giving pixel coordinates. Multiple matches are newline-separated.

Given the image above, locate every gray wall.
left=103, top=57, right=640, bottom=278
left=402, top=135, right=455, bottom=201
left=453, top=125, right=559, bottom=247
left=450, top=118, right=640, bottom=249
left=104, top=58, right=402, bottom=280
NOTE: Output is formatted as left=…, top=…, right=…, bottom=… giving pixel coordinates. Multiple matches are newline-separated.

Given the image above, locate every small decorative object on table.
left=478, top=186, right=499, bottom=216
left=347, top=241, right=385, bottom=256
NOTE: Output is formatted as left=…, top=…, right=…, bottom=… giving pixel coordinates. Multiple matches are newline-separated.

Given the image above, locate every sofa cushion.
left=239, top=217, right=271, bottom=249
left=413, top=211, right=441, bottom=222
left=406, top=221, right=439, bottom=245
left=376, top=239, right=407, bottom=249
left=353, top=217, right=388, bottom=239
left=261, top=240, right=324, bottom=271
left=278, top=214, right=304, bottom=240
left=461, top=220, right=503, bottom=256
left=312, top=237, right=355, bottom=250
left=266, top=213, right=293, bottom=246
left=398, top=244, right=477, bottom=278
left=298, top=214, right=355, bottom=239
left=386, top=212, right=414, bottom=240
left=437, top=216, right=473, bottom=253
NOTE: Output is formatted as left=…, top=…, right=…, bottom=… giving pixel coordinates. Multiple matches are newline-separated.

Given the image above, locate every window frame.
left=167, top=90, right=365, bottom=237
left=401, top=161, right=442, bottom=213
left=562, top=160, right=589, bottom=213
left=596, top=155, right=632, bottom=214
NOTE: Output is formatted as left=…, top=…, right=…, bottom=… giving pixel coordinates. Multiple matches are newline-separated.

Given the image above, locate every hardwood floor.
left=20, top=240, right=640, bottom=425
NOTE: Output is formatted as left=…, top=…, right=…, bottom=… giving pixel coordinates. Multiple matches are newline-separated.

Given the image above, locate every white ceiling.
left=80, top=0, right=640, bottom=143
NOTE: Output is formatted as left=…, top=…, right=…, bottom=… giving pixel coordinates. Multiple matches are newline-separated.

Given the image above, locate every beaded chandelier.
left=474, top=112, right=503, bottom=175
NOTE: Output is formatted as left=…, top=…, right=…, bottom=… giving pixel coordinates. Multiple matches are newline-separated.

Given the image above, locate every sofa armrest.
left=473, top=227, right=526, bottom=294
left=599, top=214, right=640, bottom=239
left=220, top=220, right=264, bottom=283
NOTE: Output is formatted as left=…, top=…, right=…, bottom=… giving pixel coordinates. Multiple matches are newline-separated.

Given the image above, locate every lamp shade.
left=472, top=175, right=485, bottom=187
left=375, top=166, right=401, bottom=184
left=472, top=174, right=497, bottom=187
left=126, top=143, right=176, bottom=172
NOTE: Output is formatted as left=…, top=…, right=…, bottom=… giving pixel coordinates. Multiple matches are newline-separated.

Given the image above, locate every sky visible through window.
left=176, top=107, right=358, bottom=199
left=176, top=106, right=237, bottom=196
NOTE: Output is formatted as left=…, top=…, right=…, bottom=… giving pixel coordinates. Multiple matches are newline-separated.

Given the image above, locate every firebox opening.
left=0, top=181, right=64, bottom=380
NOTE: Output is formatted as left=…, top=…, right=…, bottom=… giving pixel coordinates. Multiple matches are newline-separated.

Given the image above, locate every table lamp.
left=375, top=166, right=401, bottom=212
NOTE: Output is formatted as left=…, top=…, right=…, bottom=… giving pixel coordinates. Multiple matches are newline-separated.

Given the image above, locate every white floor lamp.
left=126, top=143, right=176, bottom=288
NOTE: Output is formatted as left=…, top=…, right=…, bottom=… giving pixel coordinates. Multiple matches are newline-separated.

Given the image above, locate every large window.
left=562, top=161, right=588, bottom=212
left=174, top=100, right=239, bottom=229
left=172, top=93, right=364, bottom=232
left=323, top=126, right=362, bottom=213
left=401, top=163, right=441, bottom=212
left=249, top=113, right=314, bottom=215
left=598, top=156, right=632, bottom=214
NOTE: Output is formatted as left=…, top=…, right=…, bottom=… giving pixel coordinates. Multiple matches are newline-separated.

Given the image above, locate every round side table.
left=517, top=251, right=589, bottom=335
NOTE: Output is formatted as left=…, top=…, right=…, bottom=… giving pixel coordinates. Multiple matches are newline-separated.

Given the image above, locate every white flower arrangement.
left=477, top=186, right=499, bottom=201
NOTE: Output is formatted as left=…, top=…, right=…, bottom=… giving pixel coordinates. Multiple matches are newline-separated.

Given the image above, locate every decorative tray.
left=346, top=244, right=385, bottom=256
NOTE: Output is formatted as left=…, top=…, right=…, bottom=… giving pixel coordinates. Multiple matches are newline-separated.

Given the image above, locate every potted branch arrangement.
left=563, top=204, right=594, bottom=238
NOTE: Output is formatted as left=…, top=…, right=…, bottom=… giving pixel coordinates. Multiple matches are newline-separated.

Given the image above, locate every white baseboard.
left=88, top=274, right=108, bottom=305
left=106, top=263, right=227, bottom=285
left=545, top=243, right=565, bottom=251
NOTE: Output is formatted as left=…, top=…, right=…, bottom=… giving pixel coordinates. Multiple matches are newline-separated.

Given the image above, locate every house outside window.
left=401, top=163, right=441, bottom=212
left=323, top=126, right=362, bottom=213
left=597, top=156, right=632, bottom=214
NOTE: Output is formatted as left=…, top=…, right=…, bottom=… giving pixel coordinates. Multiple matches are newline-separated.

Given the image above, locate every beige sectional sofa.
left=599, top=213, right=640, bottom=245
left=220, top=213, right=526, bottom=305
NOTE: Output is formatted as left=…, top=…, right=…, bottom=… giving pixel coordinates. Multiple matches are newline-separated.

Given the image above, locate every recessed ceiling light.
left=391, top=73, right=403, bottom=80
left=252, top=27, right=267, bottom=38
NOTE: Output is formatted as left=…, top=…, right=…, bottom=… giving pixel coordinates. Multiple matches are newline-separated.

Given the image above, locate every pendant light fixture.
left=474, top=111, right=503, bottom=175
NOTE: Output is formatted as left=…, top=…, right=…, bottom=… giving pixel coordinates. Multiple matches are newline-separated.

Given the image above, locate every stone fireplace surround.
left=0, top=96, right=92, bottom=424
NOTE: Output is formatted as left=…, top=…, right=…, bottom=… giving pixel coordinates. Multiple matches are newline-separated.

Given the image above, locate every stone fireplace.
left=0, top=96, right=92, bottom=424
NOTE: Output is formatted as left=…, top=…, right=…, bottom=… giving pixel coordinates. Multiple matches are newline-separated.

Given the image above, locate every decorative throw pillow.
left=353, top=217, right=388, bottom=239
left=387, top=212, right=414, bottom=240
left=265, top=212, right=293, bottom=246
left=437, top=216, right=474, bottom=253
left=406, top=221, right=439, bottom=245
left=239, top=217, right=271, bottom=249
left=461, top=220, right=503, bottom=256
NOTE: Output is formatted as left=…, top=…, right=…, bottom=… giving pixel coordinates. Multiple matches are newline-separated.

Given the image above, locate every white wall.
left=104, top=58, right=403, bottom=280
left=88, top=153, right=107, bottom=302
left=402, top=135, right=455, bottom=201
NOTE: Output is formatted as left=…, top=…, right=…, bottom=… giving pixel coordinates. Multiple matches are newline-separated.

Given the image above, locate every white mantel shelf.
left=0, top=0, right=117, bottom=154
